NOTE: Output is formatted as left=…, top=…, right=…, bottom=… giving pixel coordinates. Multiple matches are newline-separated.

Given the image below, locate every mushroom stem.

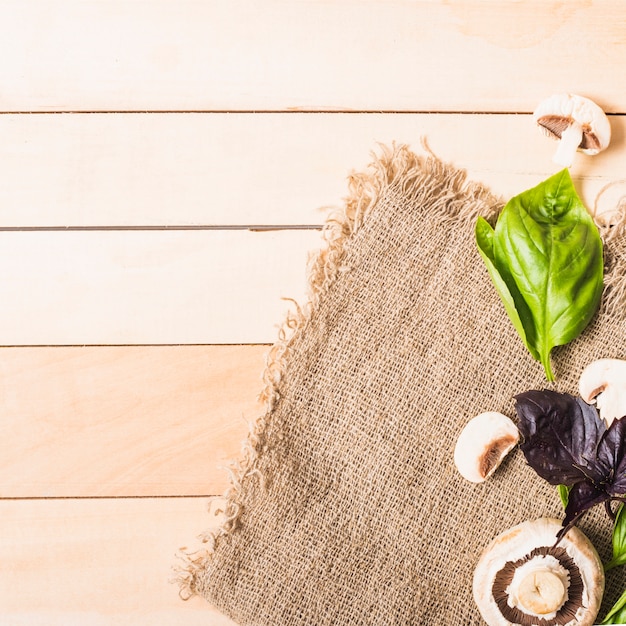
left=517, top=570, right=566, bottom=616
left=553, top=122, right=583, bottom=167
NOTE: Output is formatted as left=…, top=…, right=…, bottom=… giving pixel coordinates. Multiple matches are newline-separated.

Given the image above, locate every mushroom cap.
left=579, top=358, right=626, bottom=426
left=534, top=93, right=611, bottom=155
left=473, top=518, right=604, bottom=626
left=454, top=411, right=519, bottom=483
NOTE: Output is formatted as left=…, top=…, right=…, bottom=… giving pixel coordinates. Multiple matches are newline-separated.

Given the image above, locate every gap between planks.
left=0, top=495, right=214, bottom=500
left=0, top=225, right=323, bottom=231
left=0, top=110, right=536, bottom=115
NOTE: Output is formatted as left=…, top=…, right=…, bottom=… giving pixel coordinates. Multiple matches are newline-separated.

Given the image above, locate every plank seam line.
left=0, top=109, right=538, bottom=115
left=0, top=495, right=215, bottom=500
left=0, top=343, right=272, bottom=348
left=0, top=225, right=323, bottom=232
left=0, top=110, right=622, bottom=116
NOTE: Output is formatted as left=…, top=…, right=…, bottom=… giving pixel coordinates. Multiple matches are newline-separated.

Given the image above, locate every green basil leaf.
left=601, top=587, right=626, bottom=624
left=557, top=484, right=571, bottom=509
left=606, top=503, right=626, bottom=572
left=475, top=218, right=538, bottom=360
left=477, top=169, right=603, bottom=381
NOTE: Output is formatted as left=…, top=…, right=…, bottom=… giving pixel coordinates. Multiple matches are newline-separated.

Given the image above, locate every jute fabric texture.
left=179, top=145, right=626, bottom=624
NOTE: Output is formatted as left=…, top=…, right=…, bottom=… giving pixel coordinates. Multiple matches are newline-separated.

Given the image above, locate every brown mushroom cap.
left=473, top=518, right=604, bottom=626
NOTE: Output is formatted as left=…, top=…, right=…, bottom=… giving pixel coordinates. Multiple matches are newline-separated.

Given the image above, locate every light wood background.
left=2, top=2, right=626, bottom=624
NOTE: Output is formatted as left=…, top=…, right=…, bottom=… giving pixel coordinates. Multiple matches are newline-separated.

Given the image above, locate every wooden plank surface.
left=0, top=345, right=264, bottom=498
left=0, top=497, right=237, bottom=625
left=1, top=112, right=625, bottom=227
left=0, top=1, right=624, bottom=112
left=0, top=114, right=624, bottom=346
left=0, top=229, right=318, bottom=345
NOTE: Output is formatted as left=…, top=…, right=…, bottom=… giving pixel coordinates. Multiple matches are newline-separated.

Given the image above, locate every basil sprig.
left=606, top=504, right=626, bottom=571
left=598, top=505, right=626, bottom=623
left=602, top=590, right=626, bottom=625
left=476, top=169, right=604, bottom=381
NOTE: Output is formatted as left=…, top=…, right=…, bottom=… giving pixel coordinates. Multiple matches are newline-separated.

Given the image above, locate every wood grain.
left=0, top=497, right=237, bottom=625
left=0, top=1, right=624, bottom=112
left=0, top=229, right=319, bottom=345
left=0, top=345, right=265, bottom=498
left=1, top=112, right=625, bottom=227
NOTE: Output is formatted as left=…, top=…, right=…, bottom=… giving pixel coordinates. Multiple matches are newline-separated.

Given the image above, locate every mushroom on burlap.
left=454, top=411, right=520, bottom=483
left=579, top=358, right=626, bottom=427
left=473, top=518, right=604, bottom=626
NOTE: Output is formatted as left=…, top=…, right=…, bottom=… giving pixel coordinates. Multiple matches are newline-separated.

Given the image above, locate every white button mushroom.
left=473, top=518, right=604, bottom=626
left=534, top=93, right=611, bottom=168
left=579, top=358, right=626, bottom=426
left=454, top=411, right=519, bottom=483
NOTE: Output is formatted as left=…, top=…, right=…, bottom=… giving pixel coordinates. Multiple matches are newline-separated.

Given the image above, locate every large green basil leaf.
left=476, top=169, right=603, bottom=381
left=475, top=217, right=539, bottom=361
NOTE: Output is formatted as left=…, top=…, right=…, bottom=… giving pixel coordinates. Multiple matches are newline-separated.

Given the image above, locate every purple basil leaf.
left=515, top=390, right=606, bottom=486
left=559, top=481, right=608, bottom=540
left=516, top=390, right=626, bottom=539
left=604, top=418, right=626, bottom=496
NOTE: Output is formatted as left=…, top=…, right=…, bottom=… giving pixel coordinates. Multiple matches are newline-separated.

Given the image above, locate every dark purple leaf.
left=605, top=418, right=626, bottom=496
left=559, top=481, right=607, bottom=540
left=515, top=390, right=606, bottom=485
left=515, top=390, right=626, bottom=538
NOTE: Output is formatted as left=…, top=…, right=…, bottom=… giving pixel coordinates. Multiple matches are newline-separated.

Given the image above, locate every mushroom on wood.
left=534, top=94, right=611, bottom=168
left=579, top=358, right=626, bottom=426
left=473, top=518, right=604, bottom=626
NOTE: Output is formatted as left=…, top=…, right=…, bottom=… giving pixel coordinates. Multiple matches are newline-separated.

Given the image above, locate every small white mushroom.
left=454, top=412, right=519, bottom=483
left=534, top=93, right=611, bottom=167
left=579, top=358, right=626, bottom=426
left=474, top=518, right=604, bottom=626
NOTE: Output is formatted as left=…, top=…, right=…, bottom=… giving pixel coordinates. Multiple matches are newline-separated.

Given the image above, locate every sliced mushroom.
left=454, top=412, right=519, bottom=483
left=579, top=358, right=626, bottom=426
left=474, top=518, right=604, bottom=626
left=534, top=94, right=611, bottom=167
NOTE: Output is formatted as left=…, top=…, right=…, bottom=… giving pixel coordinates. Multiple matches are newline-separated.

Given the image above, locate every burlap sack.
left=179, top=144, right=626, bottom=624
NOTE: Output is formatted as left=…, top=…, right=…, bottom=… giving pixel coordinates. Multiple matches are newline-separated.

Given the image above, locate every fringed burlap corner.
left=178, top=144, right=626, bottom=625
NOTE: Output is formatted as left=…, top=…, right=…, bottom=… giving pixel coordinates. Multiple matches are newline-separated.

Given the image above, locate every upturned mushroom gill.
left=473, top=518, right=604, bottom=626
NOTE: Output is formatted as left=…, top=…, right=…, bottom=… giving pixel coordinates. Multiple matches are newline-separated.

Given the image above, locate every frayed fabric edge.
left=598, top=199, right=626, bottom=318
left=173, top=142, right=506, bottom=601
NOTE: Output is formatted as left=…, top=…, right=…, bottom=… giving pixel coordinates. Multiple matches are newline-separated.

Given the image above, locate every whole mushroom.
left=474, top=518, right=604, bottom=626
left=534, top=94, right=611, bottom=168
left=579, top=358, right=626, bottom=426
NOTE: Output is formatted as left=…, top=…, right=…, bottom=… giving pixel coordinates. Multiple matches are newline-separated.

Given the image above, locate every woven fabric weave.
left=180, top=145, right=626, bottom=624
